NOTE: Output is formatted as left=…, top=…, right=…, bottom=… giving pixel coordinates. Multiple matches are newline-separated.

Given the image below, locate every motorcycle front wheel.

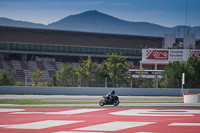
left=113, top=100, right=119, bottom=106
left=99, top=100, right=104, bottom=106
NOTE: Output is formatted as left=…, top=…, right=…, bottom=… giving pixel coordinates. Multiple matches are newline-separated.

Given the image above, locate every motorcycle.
left=99, top=94, right=120, bottom=106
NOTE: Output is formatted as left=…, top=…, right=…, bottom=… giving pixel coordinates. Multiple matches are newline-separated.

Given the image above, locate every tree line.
left=0, top=54, right=200, bottom=88
left=46, top=53, right=129, bottom=87
left=159, top=56, right=200, bottom=88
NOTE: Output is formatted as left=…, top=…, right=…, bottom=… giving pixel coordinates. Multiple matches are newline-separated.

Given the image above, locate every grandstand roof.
left=0, top=26, right=163, bottom=49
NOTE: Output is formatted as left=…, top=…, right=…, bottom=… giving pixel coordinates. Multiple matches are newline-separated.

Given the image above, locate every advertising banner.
left=169, top=49, right=187, bottom=61
left=146, top=49, right=168, bottom=60
left=131, top=70, right=162, bottom=75
left=143, top=49, right=200, bottom=62
left=189, top=50, right=200, bottom=58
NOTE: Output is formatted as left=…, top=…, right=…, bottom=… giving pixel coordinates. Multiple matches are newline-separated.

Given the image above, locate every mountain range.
left=0, top=10, right=200, bottom=39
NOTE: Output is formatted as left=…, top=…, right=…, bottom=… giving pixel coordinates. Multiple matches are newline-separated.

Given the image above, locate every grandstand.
left=0, top=26, right=198, bottom=83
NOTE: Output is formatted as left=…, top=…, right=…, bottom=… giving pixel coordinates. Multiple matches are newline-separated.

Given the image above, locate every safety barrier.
left=0, top=86, right=200, bottom=96
left=183, top=93, right=200, bottom=103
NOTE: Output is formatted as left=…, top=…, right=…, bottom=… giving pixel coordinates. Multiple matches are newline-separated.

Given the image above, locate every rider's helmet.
left=111, top=90, right=115, bottom=95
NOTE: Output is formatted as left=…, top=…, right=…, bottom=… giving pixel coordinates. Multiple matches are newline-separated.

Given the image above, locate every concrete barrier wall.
left=1, top=86, right=200, bottom=96
left=184, top=94, right=200, bottom=103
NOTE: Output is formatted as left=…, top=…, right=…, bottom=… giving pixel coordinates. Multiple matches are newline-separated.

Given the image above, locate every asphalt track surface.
left=1, top=95, right=200, bottom=132
left=1, top=107, right=200, bottom=133
left=0, top=95, right=183, bottom=102
left=1, top=94, right=200, bottom=107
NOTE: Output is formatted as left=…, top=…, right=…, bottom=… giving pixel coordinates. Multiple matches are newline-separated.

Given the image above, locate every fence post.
left=105, top=77, right=107, bottom=88
left=131, top=77, right=133, bottom=88
left=25, top=76, right=27, bottom=86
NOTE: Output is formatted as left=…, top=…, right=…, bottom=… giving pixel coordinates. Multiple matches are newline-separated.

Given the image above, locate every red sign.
left=146, top=50, right=169, bottom=60
left=189, top=50, right=200, bottom=58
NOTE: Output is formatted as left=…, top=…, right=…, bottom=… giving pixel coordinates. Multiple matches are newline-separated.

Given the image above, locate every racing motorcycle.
left=99, top=90, right=120, bottom=106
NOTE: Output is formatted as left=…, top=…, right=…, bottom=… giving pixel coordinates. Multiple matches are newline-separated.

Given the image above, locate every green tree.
left=101, top=53, right=128, bottom=87
left=76, top=56, right=101, bottom=87
left=47, top=74, right=57, bottom=87
left=139, top=78, right=154, bottom=88
left=30, top=69, right=43, bottom=86
left=160, top=61, right=185, bottom=88
left=160, top=56, right=200, bottom=88
left=185, top=56, right=200, bottom=88
left=55, top=64, right=77, bottom=87
left=0, top=70, right=15, bottom=85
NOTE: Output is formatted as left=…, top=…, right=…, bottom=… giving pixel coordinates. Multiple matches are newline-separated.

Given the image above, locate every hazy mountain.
left=48, top=10, right=172, bottom=36
left=0, top=10, right=200, bottom=39
left=0, top=17, right=46, bottom=29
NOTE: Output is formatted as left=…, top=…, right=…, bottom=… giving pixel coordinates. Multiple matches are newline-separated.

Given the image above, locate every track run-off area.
left=0, top=107, right=200, bottom=133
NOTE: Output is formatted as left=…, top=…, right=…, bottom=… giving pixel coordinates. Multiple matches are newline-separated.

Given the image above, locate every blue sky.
left=0, top=0, right=199, bottom=27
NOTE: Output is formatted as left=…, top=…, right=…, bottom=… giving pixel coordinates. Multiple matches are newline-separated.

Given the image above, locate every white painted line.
left=109, top=109, right=195, bottom=116
left=46, top=109, right=105, bottom=115
left=11, top=109, right=105, bottom=115
left=0, top=120, right=83, bottom=129
left=0, top=108, right=24, bottom=112
left=53, top=131, right=104, bottom=133
left=74, top=122, right=155, bottom=131
left=135, top=132, right=158, bottom=133
left=153, top=109, right=200, bottom=114
left=11, top=112, right=44, bottom=114
left=0, top=125, right=7, bottom=127
left=169, top=123, right=200, bottom=126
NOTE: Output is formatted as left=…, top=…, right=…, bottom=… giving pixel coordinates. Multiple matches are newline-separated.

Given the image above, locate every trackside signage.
left=146, top=49, right=168, bottom=60
left=189, top=50, right=200, bottom=58
left=169, top=49, right=186, bottom=61
left=142, top=49, right=200, bottom=62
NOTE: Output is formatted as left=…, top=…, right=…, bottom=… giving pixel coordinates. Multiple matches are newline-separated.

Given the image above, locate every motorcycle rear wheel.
left=113, top=100, right=119, bottom=106
left=99, top=100, right=104, bottom=106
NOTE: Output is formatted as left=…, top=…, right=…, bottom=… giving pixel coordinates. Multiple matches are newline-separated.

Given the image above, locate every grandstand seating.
left=0, top=60, right=64, bottom=83
left=2, top=61, right=8, bottom=70
left=12, top=60, right=22, bottom=70
left=28, top=61, right=38, bottom=71
left=19, top=61, right=29, bottom=70
left=55, top=62, right=62, bottom=70
left=42, top=70, right=50, bottom=80
left=36, top=61, right=46, bottom=70
left=49, top=62, right=58, bottom=70
left=15, top=69, right=25, bottom=80
left=5, top=60, right=13, bottom=69
left=48, top=70, right=56, bottom=77
left=44, top=62, right=53, bottom=70
left=24, top=70, right=33, bottom=82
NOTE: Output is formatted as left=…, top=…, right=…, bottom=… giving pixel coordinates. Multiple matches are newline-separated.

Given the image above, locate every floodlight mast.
left=182, top=73, right=185, bottom=89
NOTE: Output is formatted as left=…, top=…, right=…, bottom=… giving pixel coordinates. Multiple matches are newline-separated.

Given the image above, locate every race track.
left=0, top=95, right=183, bottom=102
left=0, top=107, right=200, bottom=133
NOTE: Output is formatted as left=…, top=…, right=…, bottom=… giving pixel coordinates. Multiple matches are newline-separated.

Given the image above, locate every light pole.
left=182, top=73, right=185, bottom=89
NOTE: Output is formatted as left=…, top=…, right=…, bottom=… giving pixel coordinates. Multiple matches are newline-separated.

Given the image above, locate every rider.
left=107, top=90, right=115, bottom=101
